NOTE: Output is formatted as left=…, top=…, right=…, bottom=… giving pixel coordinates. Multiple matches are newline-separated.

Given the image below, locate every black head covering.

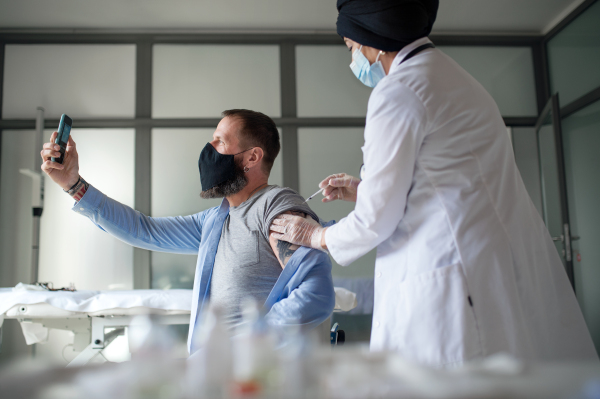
left=336, top=0, right=439, bottom=52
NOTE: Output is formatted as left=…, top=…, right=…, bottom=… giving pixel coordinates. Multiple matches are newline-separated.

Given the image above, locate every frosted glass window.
left=296, top=46, right=372, bottom=117
left=2, top=45, right=135, bottom=119
left=547, top=0, right=600, bottom=106
left=0, top=131, right=38, bottom=286
left=38, top=129, right=135, bottom=290
left=562, top=99, right=600, bottom=353
left=153, top=45, right=281, bottom=118
left=438, top=46, right=537, bottom=116
left=511, top=127, right=543, bottom=216
left=151, top=128, right=283, bottom=289
left=298, top=128, right=375, bottom=278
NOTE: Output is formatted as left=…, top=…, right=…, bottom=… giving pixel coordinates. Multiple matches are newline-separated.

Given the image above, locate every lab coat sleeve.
left=325, top=80, right=429, bottom=266
left=72, top=184, right=204, bottom=254
left=264, top=249, right=335, bottom=330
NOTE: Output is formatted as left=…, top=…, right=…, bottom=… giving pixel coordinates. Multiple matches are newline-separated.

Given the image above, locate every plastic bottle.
left=231, top=299, right=278, bottom=397
left=127, top=315, right=182, bottom=399
left=185, top=304, right=232, bottom=399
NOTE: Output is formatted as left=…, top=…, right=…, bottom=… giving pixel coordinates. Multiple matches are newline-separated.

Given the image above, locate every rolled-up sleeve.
left=325, top=80, right=429, bottom=266
left=264, top=248, right=335, bottom=330
left=73, top=185, right=204, bottom=254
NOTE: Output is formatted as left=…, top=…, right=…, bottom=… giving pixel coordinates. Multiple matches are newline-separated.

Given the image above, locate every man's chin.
left=200, top=189, right=223, bottom=199
left=200, top=177, right=248, bottom=199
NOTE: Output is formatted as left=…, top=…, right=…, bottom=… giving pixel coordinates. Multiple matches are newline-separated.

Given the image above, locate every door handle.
left=551, top=228, right=577, bottom=262
left=564, top=224, right=572, bottom=262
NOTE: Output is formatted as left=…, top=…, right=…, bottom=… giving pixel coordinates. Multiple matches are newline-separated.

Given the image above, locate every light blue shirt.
left=73, top=185, right=336, bottom=354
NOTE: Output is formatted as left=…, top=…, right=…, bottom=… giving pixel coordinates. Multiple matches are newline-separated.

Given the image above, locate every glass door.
left=536, top=94, right=576, bottom=290
left=561, top=99, right=600, bottom=355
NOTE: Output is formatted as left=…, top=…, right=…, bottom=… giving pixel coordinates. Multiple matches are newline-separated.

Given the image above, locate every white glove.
left=270, top=214, right=326, bottom=250
left=319, top=173, right=361, bottom=203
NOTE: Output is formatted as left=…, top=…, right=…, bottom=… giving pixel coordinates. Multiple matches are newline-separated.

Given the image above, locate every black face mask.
left=198, top=143, right=252, bottom=191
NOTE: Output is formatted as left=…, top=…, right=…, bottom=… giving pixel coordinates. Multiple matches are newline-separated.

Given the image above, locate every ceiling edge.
left=0, top=27, right=547, bottom=38
left=542, top=0, right=587, bottom=34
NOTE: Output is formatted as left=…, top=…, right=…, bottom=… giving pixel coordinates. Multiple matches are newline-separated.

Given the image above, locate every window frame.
left=2, top=21, right=597, bottom=287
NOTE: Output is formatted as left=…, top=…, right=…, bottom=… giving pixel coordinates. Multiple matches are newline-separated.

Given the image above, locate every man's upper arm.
left=269, top=210, right=305, bottom=269
left=262, top=187, right=319, bottom=237
left=263, top=188, right=319, bottom=268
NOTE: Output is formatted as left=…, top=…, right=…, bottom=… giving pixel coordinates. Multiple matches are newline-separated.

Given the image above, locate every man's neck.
left=227, top=179, right=269, bottom=207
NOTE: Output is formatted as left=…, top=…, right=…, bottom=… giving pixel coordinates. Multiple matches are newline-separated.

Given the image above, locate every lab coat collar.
left=388, top=37, right=433, bottom=76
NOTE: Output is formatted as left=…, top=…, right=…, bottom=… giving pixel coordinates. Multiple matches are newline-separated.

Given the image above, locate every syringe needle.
left=305, top=187, right=325, bottom=202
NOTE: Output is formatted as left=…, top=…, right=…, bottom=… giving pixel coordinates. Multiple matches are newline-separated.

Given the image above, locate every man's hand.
left=270, top=213, right=326, bottom=251
left=40, top=132, right=80, bottom=191
left=319, top=173, right=360, bottom=203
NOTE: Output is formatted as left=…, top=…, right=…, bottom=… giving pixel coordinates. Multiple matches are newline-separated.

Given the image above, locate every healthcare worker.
left=271, top=0, right=598, bottom=366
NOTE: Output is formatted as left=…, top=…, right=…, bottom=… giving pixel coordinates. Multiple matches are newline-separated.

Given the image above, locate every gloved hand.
left=270, top=214, right=326, bottom=250
left=319, top=173, right=361, bottom=203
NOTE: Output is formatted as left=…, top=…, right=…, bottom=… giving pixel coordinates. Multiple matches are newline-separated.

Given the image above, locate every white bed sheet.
left=0, top=286, right=356, bottom=349
left=0, top=286, right=356, bottom=330
left=0, top=286, right=355, bottom=319
left=0, top=288, right=192, bottom=324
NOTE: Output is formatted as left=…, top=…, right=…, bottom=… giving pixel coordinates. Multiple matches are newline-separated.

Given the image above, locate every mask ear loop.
left=234, top=146, right=255, bottom=156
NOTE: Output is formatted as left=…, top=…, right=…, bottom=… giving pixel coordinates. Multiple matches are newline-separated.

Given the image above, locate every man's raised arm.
left=40, top=132, right=203, bottom=254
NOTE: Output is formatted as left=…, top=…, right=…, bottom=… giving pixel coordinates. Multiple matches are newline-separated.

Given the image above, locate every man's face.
left=200, top=116, right=249, bottom=199
left=210, top=116, right=245, bottom=155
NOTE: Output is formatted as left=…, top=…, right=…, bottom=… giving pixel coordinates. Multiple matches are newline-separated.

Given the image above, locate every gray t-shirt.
left=209, top=185, right=318, bottom=329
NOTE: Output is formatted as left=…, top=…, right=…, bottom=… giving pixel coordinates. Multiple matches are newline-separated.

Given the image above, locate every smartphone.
left=51, top=114, right=72, bottom=164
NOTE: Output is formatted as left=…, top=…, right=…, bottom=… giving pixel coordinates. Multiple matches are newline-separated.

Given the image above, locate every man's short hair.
left=222, top=109, right=280, bottom=175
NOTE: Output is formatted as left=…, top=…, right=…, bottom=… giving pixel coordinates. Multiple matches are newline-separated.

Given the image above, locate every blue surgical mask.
left=350, top=46, right=386, bottom=88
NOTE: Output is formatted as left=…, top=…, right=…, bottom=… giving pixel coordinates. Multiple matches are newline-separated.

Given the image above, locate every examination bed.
left=0, top=286, right=356, bottom=367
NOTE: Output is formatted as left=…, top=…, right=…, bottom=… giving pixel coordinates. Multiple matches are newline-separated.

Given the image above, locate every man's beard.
left=200, top=160, right=248, bottom=199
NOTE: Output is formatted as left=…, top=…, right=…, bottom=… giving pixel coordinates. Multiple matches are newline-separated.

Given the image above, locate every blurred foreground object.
left=1, top=345, right=600, bottom=399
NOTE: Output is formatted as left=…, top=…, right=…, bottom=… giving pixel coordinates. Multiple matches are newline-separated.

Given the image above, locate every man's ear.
left=246, top=147, right=264, bottom=169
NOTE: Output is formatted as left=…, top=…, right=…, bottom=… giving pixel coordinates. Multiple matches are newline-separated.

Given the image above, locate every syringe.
left=304, top=187, right=325, bottom=202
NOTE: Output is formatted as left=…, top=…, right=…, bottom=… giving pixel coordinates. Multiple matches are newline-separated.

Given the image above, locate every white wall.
left=2, top=45, right=135, bottom=119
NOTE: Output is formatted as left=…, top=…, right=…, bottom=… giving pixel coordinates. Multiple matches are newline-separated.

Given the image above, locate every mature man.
left=40, top=109, right=335, bottom=354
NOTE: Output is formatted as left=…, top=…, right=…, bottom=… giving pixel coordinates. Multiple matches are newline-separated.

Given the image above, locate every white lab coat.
left=325, top=37, right=598, bottom=367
